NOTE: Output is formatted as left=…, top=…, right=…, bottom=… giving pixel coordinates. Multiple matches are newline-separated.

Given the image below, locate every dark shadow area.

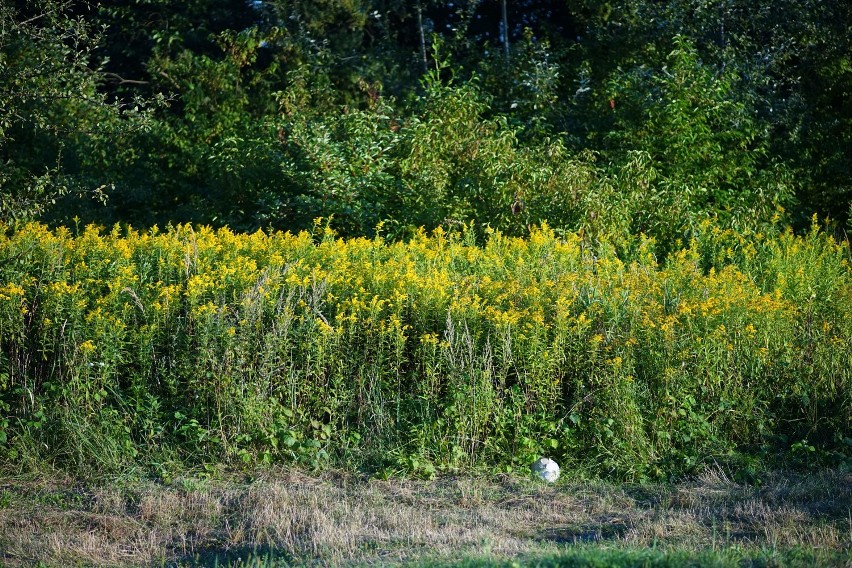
left=170, top=544, right=295, bottom=568
left=537, top=520, right=628, bottom=544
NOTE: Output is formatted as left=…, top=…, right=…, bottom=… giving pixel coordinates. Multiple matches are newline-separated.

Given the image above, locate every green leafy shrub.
left=0, top=221, right=849, bottom=479
left=599, top=36, right=796, bottom=252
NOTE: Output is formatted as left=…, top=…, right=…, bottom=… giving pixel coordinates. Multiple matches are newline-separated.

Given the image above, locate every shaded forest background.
left=2, top=0, right=851, bottom=249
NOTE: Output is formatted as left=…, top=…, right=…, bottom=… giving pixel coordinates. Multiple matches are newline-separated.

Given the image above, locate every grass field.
left=1, top=467, right=849, bottom=566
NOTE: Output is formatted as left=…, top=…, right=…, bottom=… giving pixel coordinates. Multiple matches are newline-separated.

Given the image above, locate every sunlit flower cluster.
left=0, top=220, right=849, bottom=476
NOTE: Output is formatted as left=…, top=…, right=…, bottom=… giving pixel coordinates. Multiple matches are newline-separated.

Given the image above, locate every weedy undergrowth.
left=0, top=219, right=849, bottom=479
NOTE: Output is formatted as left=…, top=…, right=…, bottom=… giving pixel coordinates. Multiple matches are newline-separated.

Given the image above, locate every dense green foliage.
left=1, top=221, right=849, bottom=479
left=0, top=1, right=162, bottom=221
left=1, top=0, right=849, bottom=241
left=1, top=1, right=851, bottom=481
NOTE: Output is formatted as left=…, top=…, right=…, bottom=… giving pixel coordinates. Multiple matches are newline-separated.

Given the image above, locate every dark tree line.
left=2, top=0, right=850, bottom=247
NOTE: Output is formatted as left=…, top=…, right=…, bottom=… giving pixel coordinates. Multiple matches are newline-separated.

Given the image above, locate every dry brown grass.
left=0, top=467, right=850, bottom=566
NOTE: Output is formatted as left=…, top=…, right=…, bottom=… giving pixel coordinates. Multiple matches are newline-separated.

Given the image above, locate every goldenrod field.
left=0, top=220, right=850, bottom=480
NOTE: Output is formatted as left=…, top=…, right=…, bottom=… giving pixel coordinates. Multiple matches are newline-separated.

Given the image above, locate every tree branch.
left=103, top=72, right=150, bottom=86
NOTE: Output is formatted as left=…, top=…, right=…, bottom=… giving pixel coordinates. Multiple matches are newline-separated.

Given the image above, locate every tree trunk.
left=417, top=2, right=428, bottom=73
left=501, top=0, right=509, bottom=60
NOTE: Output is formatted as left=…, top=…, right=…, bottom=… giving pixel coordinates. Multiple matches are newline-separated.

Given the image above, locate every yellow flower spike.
left=79, top=340, right=96, bottom=355
left=0, top=283, right=25, bottom=298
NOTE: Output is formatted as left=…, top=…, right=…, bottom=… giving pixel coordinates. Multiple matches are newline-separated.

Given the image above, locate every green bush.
left=0, top=221, right=849, bottom=479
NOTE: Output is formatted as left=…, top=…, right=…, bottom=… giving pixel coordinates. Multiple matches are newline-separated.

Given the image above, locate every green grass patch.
left=426, top=547, right=851, bottom=568
left=176, top=545, right=850, bottom=568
